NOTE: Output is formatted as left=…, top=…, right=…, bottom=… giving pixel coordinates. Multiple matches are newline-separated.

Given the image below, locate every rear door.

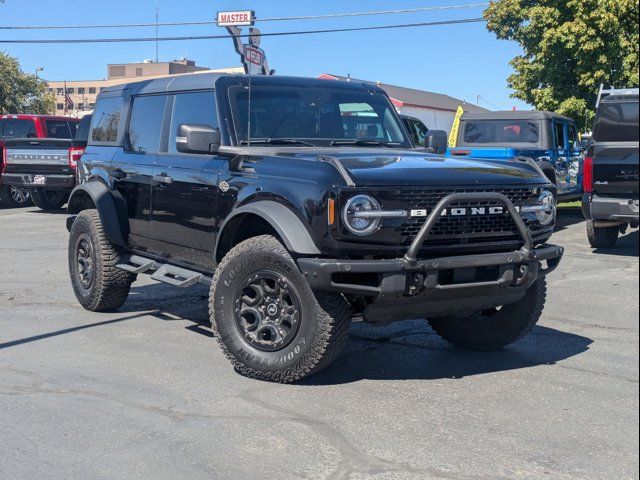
left=110, top=94, right=166, bottom=254
left=151, top=90, right=223, bottom=270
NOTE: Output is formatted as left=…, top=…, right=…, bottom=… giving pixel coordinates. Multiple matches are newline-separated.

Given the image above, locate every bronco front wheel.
left=427, top=277, right=547, bottom=351
left=209, top=235, right=351, bottom=383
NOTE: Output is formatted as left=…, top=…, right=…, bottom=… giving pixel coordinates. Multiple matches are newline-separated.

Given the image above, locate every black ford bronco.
left=66, top=74, right=563, bottom=382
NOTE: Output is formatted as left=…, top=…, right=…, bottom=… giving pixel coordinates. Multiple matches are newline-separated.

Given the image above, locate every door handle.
left=153, top=173, right=173, bottom=185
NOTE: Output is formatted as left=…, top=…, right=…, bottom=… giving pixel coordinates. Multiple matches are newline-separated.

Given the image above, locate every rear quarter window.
left=90, top=96, right=123, bottom=143
left=593, top=100, right=639, bottom=142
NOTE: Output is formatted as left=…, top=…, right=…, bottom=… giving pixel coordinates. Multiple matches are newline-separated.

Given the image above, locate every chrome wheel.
left=233, top=270, right=301, bottom=352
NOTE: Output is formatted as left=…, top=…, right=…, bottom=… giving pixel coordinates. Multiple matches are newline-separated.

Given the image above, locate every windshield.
left=229, top=86, right=410, bottom=148
left=593, top=100, right=639, bottom=142
left=462, top=119, right=540, bottom=145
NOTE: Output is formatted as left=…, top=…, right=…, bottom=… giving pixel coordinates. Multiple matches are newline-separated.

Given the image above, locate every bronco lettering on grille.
left=410, top=206, right=505, bottom=218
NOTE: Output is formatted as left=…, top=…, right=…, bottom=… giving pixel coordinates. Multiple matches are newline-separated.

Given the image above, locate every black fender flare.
left=67, top=181, right=128, bottom=247
left=215, top=200, right=321, bottom=258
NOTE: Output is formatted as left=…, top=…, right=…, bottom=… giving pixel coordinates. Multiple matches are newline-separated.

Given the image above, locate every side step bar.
left=116, top=254, right=211, bottom=288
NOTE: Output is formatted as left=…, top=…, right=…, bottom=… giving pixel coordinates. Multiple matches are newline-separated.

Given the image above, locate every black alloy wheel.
left=75, top=234, right=96, bottom=290
left=234, top=270, right=301, bottom=352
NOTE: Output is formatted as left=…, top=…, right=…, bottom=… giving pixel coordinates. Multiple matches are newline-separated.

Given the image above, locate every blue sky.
left=0, top=0, right=530, bottom=110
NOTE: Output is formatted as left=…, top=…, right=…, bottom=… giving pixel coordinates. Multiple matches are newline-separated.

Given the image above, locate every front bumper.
left=582, top=193, right=639, bottom=226
left=298, top=192, right=564, bottom=324
left=1, top=173, right=75, bottom=189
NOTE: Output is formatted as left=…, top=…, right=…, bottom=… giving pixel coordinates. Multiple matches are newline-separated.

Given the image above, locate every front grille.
left=388, top=187, right=541, bottom=246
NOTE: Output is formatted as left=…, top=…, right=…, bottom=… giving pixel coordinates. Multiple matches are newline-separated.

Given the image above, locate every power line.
left=0, top=3, right=488, bottom=30
left=0, top=18, right=486, bottom=44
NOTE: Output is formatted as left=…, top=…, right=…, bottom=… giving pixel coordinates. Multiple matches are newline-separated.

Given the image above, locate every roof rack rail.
left=596, top=84, right=639, bottom=107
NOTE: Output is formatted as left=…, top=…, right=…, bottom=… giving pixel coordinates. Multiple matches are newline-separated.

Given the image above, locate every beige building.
left=47, top=59, right=243, bottom=117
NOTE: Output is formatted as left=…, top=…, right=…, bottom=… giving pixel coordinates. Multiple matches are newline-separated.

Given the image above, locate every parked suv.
left=448, top=111, right=584, bottom=200
left=0, top=114, right=80, bottom=208
left=582, top=88, right=639, bottom=248
left=66, top=74, right=563, bottom=383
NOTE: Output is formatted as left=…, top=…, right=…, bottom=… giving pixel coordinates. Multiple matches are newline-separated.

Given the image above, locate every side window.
left=568, top=124, right=578, bottom=149
left=168, top=91, right=218, bottom=154
left=409, top=118, right=427, bottom=147
left=554, top=122, right=566, bottom=150
left=91, top=97, right=123, bottom=143
left=127, top=95, right=166, bottom=154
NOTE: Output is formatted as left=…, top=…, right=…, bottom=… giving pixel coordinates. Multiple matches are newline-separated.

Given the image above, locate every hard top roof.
left=460, top=110, right=574, bottom=122
left=99, top=72, right=387, bottom=96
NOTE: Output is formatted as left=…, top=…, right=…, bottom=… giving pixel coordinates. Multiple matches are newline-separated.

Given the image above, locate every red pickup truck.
left=0, top=114, right=80, bottom=208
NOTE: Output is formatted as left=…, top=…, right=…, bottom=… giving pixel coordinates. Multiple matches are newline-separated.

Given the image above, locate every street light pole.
left=35, top=67, right=43, bottom=79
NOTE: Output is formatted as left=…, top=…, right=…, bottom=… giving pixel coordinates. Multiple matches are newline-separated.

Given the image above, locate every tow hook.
left=515, top=264, right=529, bottom=285
left=407, top=273, right=424, bottom=296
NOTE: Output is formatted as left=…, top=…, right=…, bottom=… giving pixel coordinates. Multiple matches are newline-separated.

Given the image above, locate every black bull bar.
left=298, top=192, right=563, bottom=321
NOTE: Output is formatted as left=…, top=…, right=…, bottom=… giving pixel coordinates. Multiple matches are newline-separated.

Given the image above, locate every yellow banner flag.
left=448, top=106, right=465, bottom=148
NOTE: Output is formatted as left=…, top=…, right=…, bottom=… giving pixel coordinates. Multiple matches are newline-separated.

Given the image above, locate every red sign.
left=217, top=10, right=254, bottom=27
left=244, top=47, right=264, bottom=66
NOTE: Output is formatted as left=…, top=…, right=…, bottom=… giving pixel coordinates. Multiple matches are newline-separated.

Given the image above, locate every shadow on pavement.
left=302, top=320, right=592, bottom=385
left=555, top=206, right=584, bottom=232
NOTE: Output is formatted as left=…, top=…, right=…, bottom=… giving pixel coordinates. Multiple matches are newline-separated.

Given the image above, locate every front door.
left=150, top=91, right=224, bottom=270
left=110, top=94, right=167, bottom=254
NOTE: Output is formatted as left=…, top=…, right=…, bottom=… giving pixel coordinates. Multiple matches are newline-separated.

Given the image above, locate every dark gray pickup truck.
left=582, top=89, right=639, bottom=248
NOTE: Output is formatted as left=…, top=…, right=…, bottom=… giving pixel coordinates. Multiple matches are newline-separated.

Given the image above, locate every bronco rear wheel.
left=68, top=209, right=134, bottom=311
left=427, top=277, right=547, bottom=351
left=210, top=235, right=351, bottom=383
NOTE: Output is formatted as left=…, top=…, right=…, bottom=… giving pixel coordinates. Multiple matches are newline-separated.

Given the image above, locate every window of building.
left=89, top=87, right=96, bottom=94
left=127, top=95, right=166, bottom=153
left=135, top=68, right=143, bottom=77
left=56, top=88, right=64, bottom=95
left=91, top=96, right=123, bottom=143
left=78, top=87, right=85, bottom=94
left=57, top=103, right=64, bottom=110
left=168, top=91, right=218, bottom=153
left=77, top=103, right=85, bottom=110
left=109, top=65, right=126, bottom=77
left=67, top=87, right=75, bottom=94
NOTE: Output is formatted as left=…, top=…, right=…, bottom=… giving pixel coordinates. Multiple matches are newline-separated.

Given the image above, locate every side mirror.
left=424, top=130, right=448, bottom=154
left=176, top=124, right=220, bottom=154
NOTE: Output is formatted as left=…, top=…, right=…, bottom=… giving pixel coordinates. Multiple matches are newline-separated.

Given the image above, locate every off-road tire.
left=68, top=209, right=134, bottom=311
left=31, top=189, right=68, bottom=211
left=586, top=220, right=619, bottom=248
left=427, top=276, right=547, bottom=351
left=209, top=235, right=351, bottom=383
left=0, top=185, right=31, bottom=208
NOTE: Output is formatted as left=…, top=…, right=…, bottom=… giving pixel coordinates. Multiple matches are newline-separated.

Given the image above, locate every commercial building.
left=46, top=59, right=243, bottom=117
left=318, top=73, right=488, bottom=133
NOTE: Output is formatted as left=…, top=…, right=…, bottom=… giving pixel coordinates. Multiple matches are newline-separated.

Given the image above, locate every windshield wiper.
left=330, top=139, right=402, bottom=148
left=239, top=138, right=316, bottom=147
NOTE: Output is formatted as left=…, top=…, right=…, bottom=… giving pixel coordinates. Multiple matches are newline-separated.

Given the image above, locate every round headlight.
left=536, top=190, right=556, bottom=226
left=342, top=195, right=382, bottom=236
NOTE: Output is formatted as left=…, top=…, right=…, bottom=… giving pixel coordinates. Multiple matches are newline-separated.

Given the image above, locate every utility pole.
left=35, top=67, right=43, bottom=79
left=155, top=0, right=159, bottom=62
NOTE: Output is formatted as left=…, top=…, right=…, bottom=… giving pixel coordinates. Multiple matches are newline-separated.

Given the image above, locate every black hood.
left=265, top=148, right=546, bottom=187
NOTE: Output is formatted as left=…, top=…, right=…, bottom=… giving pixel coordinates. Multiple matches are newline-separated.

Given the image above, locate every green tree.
left=484, top=0, right=639, bottom=130
left=0, top=51, right=55, bottom=115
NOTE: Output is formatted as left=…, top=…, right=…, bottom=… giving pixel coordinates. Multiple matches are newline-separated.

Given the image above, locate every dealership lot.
left=0, top=205, right=638, bottom=480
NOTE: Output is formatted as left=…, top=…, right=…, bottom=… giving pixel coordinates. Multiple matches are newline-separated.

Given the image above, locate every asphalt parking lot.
left=0, top=205, right=638, bottom=480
